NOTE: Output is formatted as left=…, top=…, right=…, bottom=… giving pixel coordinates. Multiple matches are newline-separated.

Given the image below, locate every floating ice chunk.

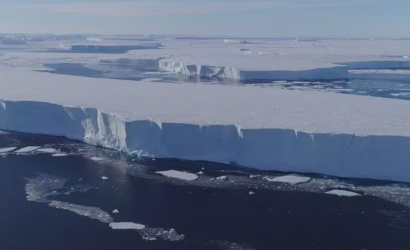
left=325, top=189, right=361, bottom=197
left=249, top=191, right=255, bottom=195
left=15, top=146, right=41, bottom=153
left=249, top=175, right=259, bottom=179
left=156, top=170, right=198, bottom=181
left=112, top=209, right=119, bottom=214
left=216, top=176, right=228, bottom=181
left=52, top=153, right=68, bottom=157
left=0, top=147, right=17, bottom=153
left=49, top=201, right=113, bottom=223
left=197, top=171, right=204, bottom=175
left=90, top=157, right=105, bottom=162
left=109, top=222, right=145, bottom=230
left=263, top=175, right=311, bottom=185
left=101, top=176, right=109, bottom=180
left=142, top=236, right=157, bottom=241
left=36, top=148, right=59, bottom=154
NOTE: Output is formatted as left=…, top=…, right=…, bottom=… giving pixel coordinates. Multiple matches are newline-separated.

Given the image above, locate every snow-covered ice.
left=52, top=153, right=68, bottom=157
left=2, top=39, right=410, bottom=182
left=263, top=175, right=311, bottom=185
left=156, top=170, right=199, bottom=181
left=101, top=176, right=109, bottom=180
left=49, top=201, right=114, bottom=223
left=90, top=157, right=105, bottom=162
left=325, top=189, right=362, bottom=197
left=109, top=222, right=146, bottom=230
left=2, top=66, right=410, bottom=182
left=0, top=147, right=16, bottom=153
left=112, top=209, right=120, bottom=214
left=15, top=146, right=41, bottom=153
left=36, top=148, right=59, bottom=153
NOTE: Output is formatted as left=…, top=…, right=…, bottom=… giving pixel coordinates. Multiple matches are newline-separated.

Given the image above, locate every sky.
left=0, top=0, right=409, bottom=37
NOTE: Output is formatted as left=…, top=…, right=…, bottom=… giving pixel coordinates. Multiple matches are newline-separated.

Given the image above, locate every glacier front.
left=1, top=67, right=410, bottom=182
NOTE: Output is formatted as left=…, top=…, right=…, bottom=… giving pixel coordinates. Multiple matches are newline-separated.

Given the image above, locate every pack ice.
left=1, top=65, right=410, bottom=182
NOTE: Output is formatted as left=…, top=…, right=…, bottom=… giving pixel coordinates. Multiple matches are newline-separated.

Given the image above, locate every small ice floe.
left=90, top=157, right=105, bottom=162
left=156, top=170, right=199, bottom=181
left=101, top=176, right=109, bottom=180
left=197, top=171, right=204, bottom=175
left=249, top=175, right=259, bottom=179
left=263, top=175, right=311, bottom=185
left=142, top=236, right=157, bottom=241
left=249, top=191, right=255, bottom=195
left=216, top=176, right=228, bottom=181
left=325, top=189, right=361, bottom=197
left=112, top=209, right=120, bottom=214
left=49, top=201, right=113, bottom=223
left=0, top=147, right=17, bottom=153
left=36, top=148, right=59, bottom=154
left=15, top=146, right=41, bottom=153
left=52, top=153, right=69, bottom=157
left=109, top=222, right=146, bottom=230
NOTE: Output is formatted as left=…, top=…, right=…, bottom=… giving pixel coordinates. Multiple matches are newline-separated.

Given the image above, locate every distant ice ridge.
left=2, top=99, right=410, bottom=183
left=159, top=59, right=348, bottom=81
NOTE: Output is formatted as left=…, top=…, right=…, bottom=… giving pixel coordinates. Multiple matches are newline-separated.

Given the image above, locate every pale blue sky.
left=0, top=0, right=409, bottom=37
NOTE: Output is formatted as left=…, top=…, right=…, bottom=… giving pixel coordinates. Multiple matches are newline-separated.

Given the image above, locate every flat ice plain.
left=1, top=36, right=410, bottom=182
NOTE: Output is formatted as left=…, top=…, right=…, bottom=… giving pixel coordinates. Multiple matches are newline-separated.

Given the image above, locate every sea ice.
left=36, top=148, right=59, bottom=153
left=52, top=153, right=69, bottom=157
left=15, top=146, right=41, bottom=153
left=49, top=201, right=114, bottom=223
left=90, top=157, right=105, bottom=162
left=325, top=189, right=361, bottom=197
left=156, top=170, right=199, bottom=181
left=109, top=222, right=146, bottom=230
left=263, top=175, right=311, bottom=185
left=0, top=147, right=17, bottom=153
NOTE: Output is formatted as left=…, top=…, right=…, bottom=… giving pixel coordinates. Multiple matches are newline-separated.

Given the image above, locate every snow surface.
left=156, top=170, right=199, bottom=181
left=109, top=222, right=146, bottom=230
left=15, top=146, right=41, bottom=153
left=263, top=175, right=311, bottom=185
left=2, top=67, right=410, bottom=181
left=325, top=189, right=361, bottom=197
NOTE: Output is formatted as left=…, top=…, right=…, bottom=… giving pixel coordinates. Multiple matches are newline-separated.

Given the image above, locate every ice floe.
left=325, top=189, right=362, bottom=197
left=15, top=146, right=41, bottom=153
left=156, top=170, right=199, bottom=181
left=0, top=147, right=17, bottom=153
left=263, top=175, right=311, bottom=185
left=109, top=222, right=145, bottom=230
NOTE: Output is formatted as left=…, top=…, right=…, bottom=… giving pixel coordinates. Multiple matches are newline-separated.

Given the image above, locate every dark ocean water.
left=1, top=132, right=410, bottom=250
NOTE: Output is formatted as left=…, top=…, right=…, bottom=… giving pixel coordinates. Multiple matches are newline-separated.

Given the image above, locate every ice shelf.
left=1, top=67, right=410, bottom=182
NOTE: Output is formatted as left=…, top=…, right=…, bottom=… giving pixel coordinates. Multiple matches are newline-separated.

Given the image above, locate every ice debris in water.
left=216, top=176, right=228, bottom=181
left=52, top=153, right=69, bottom=157
left=102, top=176, right=109, bottom=180
left=0, top=147, right=17, bottom=153
left=15, top=146, right=41, bottom=153
left=49, top=201, right=114, bottom=223
left=109, top=222, right=145, bottom=230
left=90, top=157, right=105, bottom=162
left=25, top=174, right=68, bottom=202
left=36, top=148, right=59, bottom=154
left=249, top=191, right=255, bottom=195
left=112, top=209, right=120, bottom=214
left=325, top=189, right=361, bottom=197
left=263, top=175, right=311, bottom=185
left=156, top=170, right=199, bottom=181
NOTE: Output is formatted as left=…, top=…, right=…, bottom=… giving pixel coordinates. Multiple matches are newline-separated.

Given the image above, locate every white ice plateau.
left=2, top=38, right=410, bottom=182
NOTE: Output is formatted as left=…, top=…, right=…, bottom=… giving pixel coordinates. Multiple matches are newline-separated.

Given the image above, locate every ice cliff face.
left=2, top=99, right=410, bottom=183
left=159, top=60, right=348, bottom=81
